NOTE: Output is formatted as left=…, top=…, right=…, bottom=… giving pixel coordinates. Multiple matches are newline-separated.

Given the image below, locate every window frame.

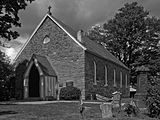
left=113, top=69, right=116, bottom=87
left=120, top=71, right=122, bottom=88
left=93, top=61, right=97, bottom=85
left=105, top=66, right=108, bottom=86
left=125, top=74, right=128, bottom=88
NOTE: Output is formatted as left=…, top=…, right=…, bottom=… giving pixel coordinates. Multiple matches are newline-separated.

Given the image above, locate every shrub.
left=124, top=103, right=139, bottom=117
left=0, top=80, right=10, bottom=101
left=146, top=76, right=160, bottom=118
left=59, top=86, right=81, bottom=100
left=0, top=51, right=14, bottom=101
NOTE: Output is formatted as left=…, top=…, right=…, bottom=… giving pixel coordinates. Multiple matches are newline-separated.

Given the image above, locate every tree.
left=146, top=76, right=160, bottom=118
left=0, top=0, right=35, bottom=42
left=87, top=24, right=108, bottom=45
left=87, top=2, right=160, bottom=81
left=0, top=50, right=14, bottom=101
left=87, top=3, right=160, bottom=116
left=0, top=51, right=13, bottom=80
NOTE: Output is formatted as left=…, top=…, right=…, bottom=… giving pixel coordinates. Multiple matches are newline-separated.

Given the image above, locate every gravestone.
left=100, top=102, right=112, bottom=118
left=135, top=66, right=149, bottom=100
left=96, top=94, right=111, bottom=102
left=112, top=91, right=122, bottom=115
left=112, top=91, right=121, bottom=108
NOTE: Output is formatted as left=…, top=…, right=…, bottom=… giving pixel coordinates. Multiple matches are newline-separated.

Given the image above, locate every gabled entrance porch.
left=23, top=54, right=58, bottom=100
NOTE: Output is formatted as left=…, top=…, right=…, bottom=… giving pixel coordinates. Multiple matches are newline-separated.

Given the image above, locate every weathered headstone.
left=96, top=94, right=111, bottom=102
left=135, top=66, right=149, bottom=100
left=112, top=91, right=121, bottom=108
left=112, top=91, right=122, bottom=115
left=100, top=102, right=112, bottom=118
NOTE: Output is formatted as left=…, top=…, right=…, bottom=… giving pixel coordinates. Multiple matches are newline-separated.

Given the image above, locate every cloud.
left=2, top=0, right=160, bottom=62
left=26, top=0, right=113, bottom=30
left=0, top=46, right=16, bottom=62
left=14, top=0, right=160, bottom=34
left=1, top=35, right=29, bottom=61
left=5, top=48, right=16, bottom=60
left=13, top=34, right=29, bottom=45
left=76, top=0, right=94, bottom=19
left=142, top=0, right=160, bottom=17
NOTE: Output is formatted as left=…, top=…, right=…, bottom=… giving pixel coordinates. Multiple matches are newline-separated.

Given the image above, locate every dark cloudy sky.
left=2, top=0, right=160, bottom=61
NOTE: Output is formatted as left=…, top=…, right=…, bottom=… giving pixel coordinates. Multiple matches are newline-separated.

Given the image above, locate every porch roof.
left=32, top=54, right=57, bottom=77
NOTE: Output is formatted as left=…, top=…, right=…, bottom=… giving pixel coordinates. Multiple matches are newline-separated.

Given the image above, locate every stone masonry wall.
left=85, top=51, right=129, bottom=100
left=16, top=17, right=85, bottom=97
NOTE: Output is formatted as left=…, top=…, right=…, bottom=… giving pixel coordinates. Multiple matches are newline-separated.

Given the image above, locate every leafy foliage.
left=0, top=51, right=13, bottom=101
left=59, top=86, right=81, bottom=100
left=124, top=103, right=139, bottom=117
left=0, top=0, right=35, bottom=41
left=146, top=76, right=160, bottom=118
left=87, top=2, right=160, bottom=83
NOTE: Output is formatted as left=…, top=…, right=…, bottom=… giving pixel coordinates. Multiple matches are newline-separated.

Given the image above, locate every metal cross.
left=48, top=6, right=52, bottom=15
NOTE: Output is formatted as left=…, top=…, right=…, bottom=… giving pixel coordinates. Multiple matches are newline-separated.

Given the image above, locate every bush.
left=0, top=80, right=10, bottom=101
left=59, top=86, right=81, bottom=100
left=146, top=76, right=160, bottom=118
left=124, top=103, right=139, bottom=117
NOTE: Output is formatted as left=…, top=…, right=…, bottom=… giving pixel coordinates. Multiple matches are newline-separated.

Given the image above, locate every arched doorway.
left=28, top=64, right=40, bottom=97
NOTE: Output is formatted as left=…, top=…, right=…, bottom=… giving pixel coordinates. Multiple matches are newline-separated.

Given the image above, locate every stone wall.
left=16, top=16, right=85, bottom=97
left=85, top=51, right=129, bottom=100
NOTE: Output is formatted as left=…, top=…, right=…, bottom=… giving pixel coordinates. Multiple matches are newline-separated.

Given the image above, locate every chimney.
left=77, top=30, right=84, bottom=42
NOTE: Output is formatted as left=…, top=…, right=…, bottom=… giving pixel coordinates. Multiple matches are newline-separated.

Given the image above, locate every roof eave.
left=13, top=13, right=86, bottom=63
left=85, top=50, right=129, bottom=71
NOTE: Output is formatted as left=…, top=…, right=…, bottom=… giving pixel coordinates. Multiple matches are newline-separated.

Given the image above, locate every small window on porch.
left=120, top=72, right=122, bottom=88
left=105, top=66, right=108, bottom=86
left=125, top=74, right=128, bottom=88
left=113, top=69, right=116, bottom=87
left=93, top=61, right=97, bottom=85
left=48, top=77, right=51, bottom=91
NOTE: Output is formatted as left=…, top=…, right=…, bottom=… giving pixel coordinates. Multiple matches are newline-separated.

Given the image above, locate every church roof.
left=51, top=15, right=129, bottom=70
left=82, top=37, right=129, bottom=69
left=32, top=54, right=57, bottom=77
left=15, top=13, right=129, bottom=70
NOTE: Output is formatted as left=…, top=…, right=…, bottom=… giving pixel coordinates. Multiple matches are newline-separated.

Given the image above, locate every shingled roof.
left=32, top=54, right=57, bottom=77
left=51, top=15, right=129, bottom=70
left=15, top=13, right=129, bottom=70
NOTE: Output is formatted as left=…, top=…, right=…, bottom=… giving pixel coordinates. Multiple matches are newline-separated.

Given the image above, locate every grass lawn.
left=0, top=102, right=158, bottom=120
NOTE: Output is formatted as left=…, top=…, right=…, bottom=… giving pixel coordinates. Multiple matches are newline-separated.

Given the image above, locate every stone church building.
left=14, top=13, right=130, bottom=100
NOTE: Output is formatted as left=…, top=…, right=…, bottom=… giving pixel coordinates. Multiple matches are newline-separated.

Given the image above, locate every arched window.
left=43, top=35, right=50, bottom=44
left=93, top=61, right=97, bottom=85
left=120, top=72, right=122, bottom=88
left=113, top=69, right=116, bottom=87
left=125, top=74, right=128, bottom=88
left=105, top=66, right=108, bottom=86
